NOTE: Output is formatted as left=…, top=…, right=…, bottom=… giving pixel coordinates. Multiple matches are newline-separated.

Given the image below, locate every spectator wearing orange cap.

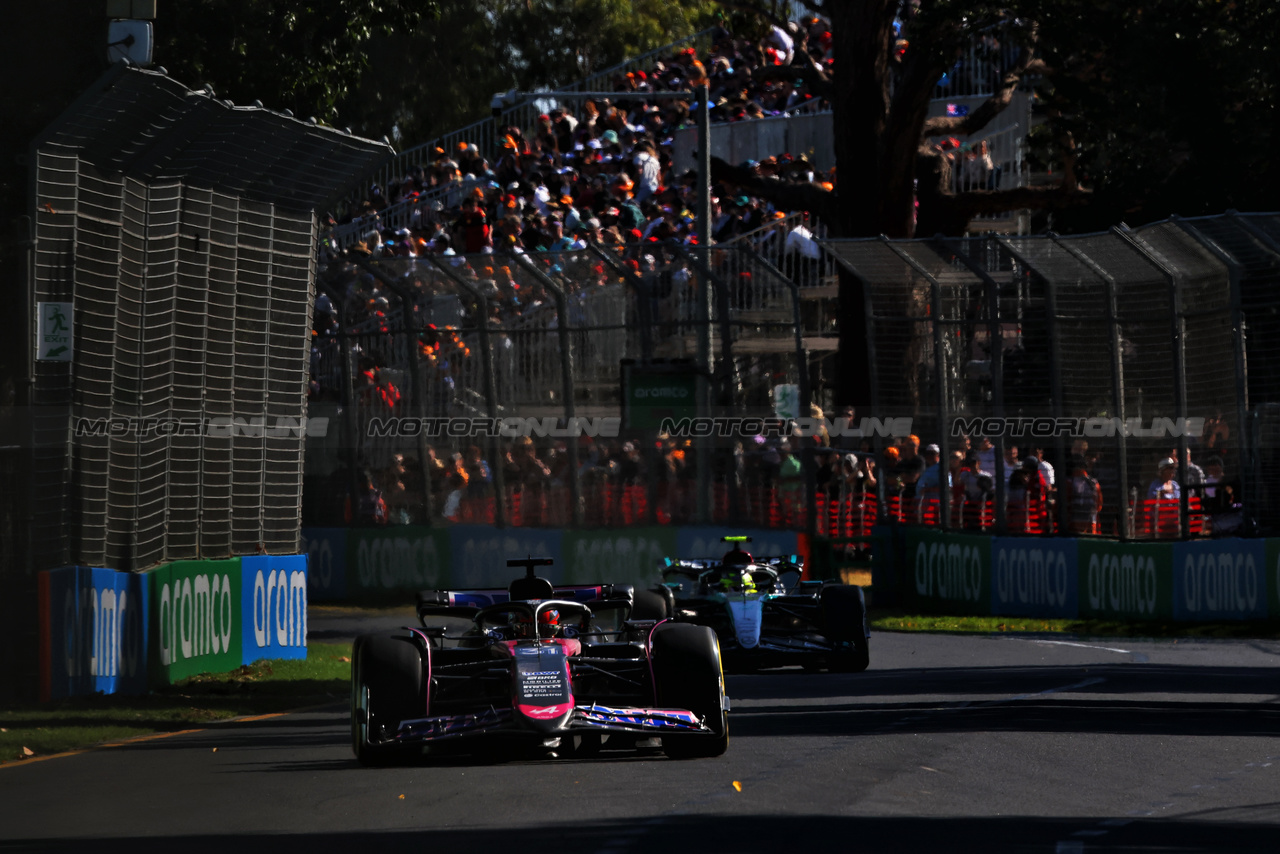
left=610, top=173, right=645, bottom=233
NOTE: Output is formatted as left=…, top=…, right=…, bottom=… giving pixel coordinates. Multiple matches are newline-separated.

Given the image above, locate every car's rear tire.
left=821, top=585, right=870, bottom=673
left=652, top=624, right=728, bottom=759
left=352, top=633, right=423, bottom=765
left=631, top=588, right=670, bottom=621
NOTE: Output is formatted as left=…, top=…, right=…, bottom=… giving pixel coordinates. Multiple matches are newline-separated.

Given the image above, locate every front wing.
left=390, top=703, right=712, bottom=745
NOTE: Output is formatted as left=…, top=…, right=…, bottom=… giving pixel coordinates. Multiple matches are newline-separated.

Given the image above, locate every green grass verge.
left=870, top=609, right=1280, bottom=639
left=0, top=642, right=352, bottom=766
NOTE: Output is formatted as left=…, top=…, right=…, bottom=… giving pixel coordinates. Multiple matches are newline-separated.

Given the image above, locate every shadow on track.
left=5, top=812, right=1280, bottom=853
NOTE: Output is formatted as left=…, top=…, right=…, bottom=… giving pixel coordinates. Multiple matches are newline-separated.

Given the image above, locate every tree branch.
left=750, top=63, right=833, bottom=99
left=921, top=27, right=1041, bottom=139
left=708, top=156, right=840, bottom=220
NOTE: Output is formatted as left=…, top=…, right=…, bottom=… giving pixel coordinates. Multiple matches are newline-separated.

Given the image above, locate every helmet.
left=719, top=569, right=756, bottom=593
left=514, top=607, right=560, bottom=638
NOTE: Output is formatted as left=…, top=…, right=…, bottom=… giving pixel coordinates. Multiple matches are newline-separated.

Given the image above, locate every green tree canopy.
left=709, top=0, right=1279, bottom=237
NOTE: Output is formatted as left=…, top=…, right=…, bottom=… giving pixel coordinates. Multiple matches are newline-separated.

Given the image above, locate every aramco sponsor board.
left=300, top=525, right=798, bottom=601
left=40, top=556, right=310, bottom=696
left=1077, top=540, right=1173, bottom=620
left=346, top=526, right=452, bottom=600
left=561, top=527, right=678, bottom=586
left=1172, top=539, right=1267, bottom=621
left=905, top=528, right=991, bottom=615
left=148, top=559, right=244, bottom=683
left=38, top=567, right=149, bottom=700
left=990, top=538, right=1078, bottom=618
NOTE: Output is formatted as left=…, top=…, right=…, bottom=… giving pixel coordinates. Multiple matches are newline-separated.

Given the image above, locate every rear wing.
left=417, top=583, right=634, bottom=620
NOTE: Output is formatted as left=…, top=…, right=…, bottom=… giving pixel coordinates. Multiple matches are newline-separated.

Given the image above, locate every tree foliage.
left=154, top=0, right=722, bottom=145
left=154, top=0, right=432, bottom=126
left=710, top=0, right=1279, bottom=237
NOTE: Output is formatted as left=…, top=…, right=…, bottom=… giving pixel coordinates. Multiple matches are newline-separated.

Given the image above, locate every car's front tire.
left=652, top=624, right=728, bottom=759
left=352, top=633, right=423, bottom=765
left=821, top=585, right=870, bottom=673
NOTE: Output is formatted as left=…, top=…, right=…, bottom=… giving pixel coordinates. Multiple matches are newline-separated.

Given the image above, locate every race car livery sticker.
left=577, top=704, right=704, bottom=730
left=400, top=707, right=512, bottom=739
left=515, top=644, right=571, bottom=706
left=726, top=596, right=764, bottom=648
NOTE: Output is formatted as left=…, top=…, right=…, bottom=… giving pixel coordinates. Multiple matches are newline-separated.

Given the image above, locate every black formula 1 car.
left=350, top=558, right=729, bottom=764
left=653, top=537, right=870, bottom=673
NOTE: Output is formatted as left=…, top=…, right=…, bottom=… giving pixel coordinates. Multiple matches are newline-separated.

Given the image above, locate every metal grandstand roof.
left=33, top=62, right=393, bottom=216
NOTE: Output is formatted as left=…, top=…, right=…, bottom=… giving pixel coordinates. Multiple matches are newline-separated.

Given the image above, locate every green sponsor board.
left=148, top=559, right=242, bottom=684
left=347, top=526, right=451, bottom=600
left=1268, top=539, right=1280, bottom=620
left=1077, top=540, right=1173, bottom=621
left=905, top=529, right=991, bottom=615
left=622, top=361, right=699, bottom=430
left=562, top=527, right=677, bottom=586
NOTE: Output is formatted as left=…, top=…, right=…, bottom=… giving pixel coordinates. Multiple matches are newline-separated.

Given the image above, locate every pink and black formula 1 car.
left=350, top=558, right=728, bottom=765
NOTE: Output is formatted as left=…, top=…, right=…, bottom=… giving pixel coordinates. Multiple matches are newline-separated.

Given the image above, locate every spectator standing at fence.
left=1064, top=455, right=1103, bottom=534
left=463, top=445, right=492, bottom=500
left=916, top=444, right=948, bottom=500
left=507, top=436, right=552, bottom=486
left=1000, top=444, right=1020, bottom=489
left=975, top=435, right=997, bottom=475
left=1147, top=457, right=1181, bottom=501
left=777, top=440, right=803, bottom=523
left=1169, top=447, right=1205, bottom=489
left=345, top=470, right=389, bottom=526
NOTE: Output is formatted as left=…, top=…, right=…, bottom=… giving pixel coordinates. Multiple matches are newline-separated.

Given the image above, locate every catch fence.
left=309, top=213, right=1280, bottom=541
left=23, top=65, right=391, bottom=573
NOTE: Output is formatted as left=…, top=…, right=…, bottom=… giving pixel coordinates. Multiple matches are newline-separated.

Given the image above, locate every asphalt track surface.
left=3, top=616, right=1280, bottom=853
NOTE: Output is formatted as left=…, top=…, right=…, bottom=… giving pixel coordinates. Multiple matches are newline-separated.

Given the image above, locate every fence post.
left=942, top=236, right=1009, bottom=532
left=672, top=244, right=733, bottom=526
left=586, top=242, right=655, bottom=361
left=314, top=276, right=364, bottom=526
left=882, top=239, right=953, bottom=532
left=509, top=253, right=584, bottom=527
left=428, top=255, right=508, bottom=528
left=1048, top=235, right=1132, bottom=538
left=355, top=259, right=435, bottom=523
left=1223, top=212, right=1277, bottom=516
left=1116, top=227, right=1190, bottom=537
left=744, top=245, right=817, bottom=536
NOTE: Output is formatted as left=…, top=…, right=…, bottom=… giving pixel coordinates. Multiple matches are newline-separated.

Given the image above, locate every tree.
left=709, top=0, right=1279, bottom=239
left=154, top=0, right=433, bottom=130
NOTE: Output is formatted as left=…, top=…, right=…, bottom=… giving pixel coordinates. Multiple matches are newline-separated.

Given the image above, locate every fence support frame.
left=1115, top=226, right=1190, bottom=537
left=1048, top=234, right=1132, bottom=538
left=428, top=255, right=508, bottom=528
left=881, top=239, right=954, bottom=532
left=508, top=252, right=584, bottom=526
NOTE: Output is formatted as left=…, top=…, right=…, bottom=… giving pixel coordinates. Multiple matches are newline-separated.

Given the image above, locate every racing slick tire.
left=352, top=633, right=423, bottom=765
left=631, top=588, right=670, bottom=621
left=821, top=585, right=870, bottom=673
left=651, top=624, right=728, bottom=759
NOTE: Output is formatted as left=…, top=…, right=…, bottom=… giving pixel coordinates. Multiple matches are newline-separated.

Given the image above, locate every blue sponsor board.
left=1173, top=539, right=1267, bottom=621
left=42, top=567, right=148, bottom=699
left=991, top=538, right=1079, bottom=618
left=676, top=528, right=798, bottom=562
left=449, top=526, right=564, bottom=587
left=300, top=528, right=348, bottom=601
left=241, top=556, right=308, bottom=661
